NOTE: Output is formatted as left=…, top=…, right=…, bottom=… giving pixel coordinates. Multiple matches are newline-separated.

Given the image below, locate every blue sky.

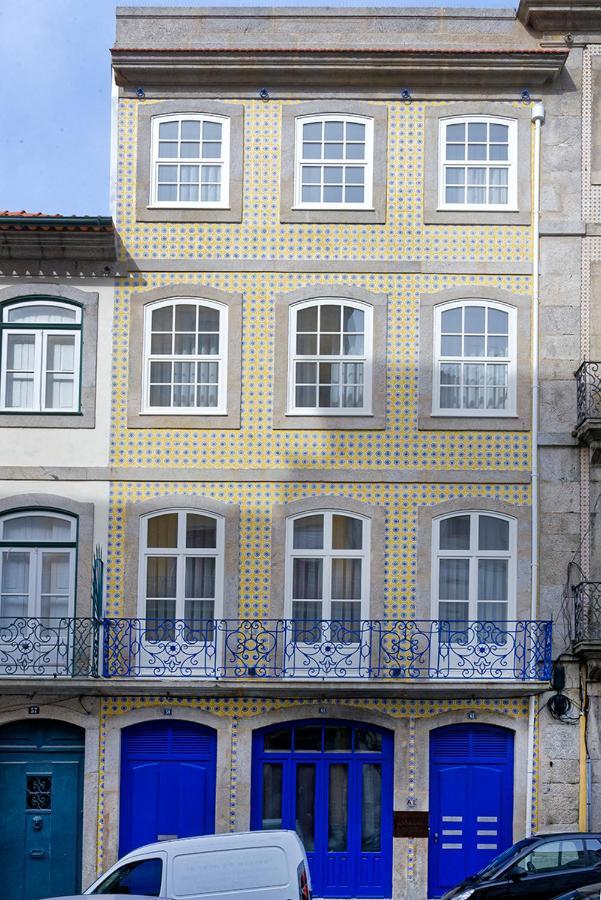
left=0, top=0, right=512, bottom=215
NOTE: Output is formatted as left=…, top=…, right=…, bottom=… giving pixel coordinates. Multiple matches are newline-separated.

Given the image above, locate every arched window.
left=432, top=512, right=516, bottom=627
left=438, top=116, right=517, bottom=210
left=0, top=300, right=82, bottom=412
left=139, top=510, right=224, bottom=626
left=294, top=115, right=374, bottom=209
left=286, top=510, right=370, bottom=629
left=142, top=298, right=227, bottom=413
left=150, top=114, right=230, bottom=208
left=434, top=300, right=516, bottom=416
left=0, top=510, right=77, bottom=619
left=289, top=299, right=373, bottom=414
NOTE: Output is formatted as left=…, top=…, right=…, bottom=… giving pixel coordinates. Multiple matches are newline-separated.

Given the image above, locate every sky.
left=0, top=0, right=512, bottom=216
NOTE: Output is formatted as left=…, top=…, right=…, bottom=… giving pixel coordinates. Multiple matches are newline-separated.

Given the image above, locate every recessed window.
left=439, top=116, right=517, bottom=210
left=434, top=301, right=516, bottom=416
left=288, top=299, right=373, bottom=415
left=0, top=511, right=77, bottom=619
left=294, top=116, right=374, bottom=209
left=140, top=510, right=224, bottom=629
left=142, top=298, right=227, bottom=414
left=0, top=301, right=82, bottom=413
left=286, top=511, right=370, bottom=635
left=150, top=114, right=230, bottom=208
left=433, top=512, right=515, bottom=629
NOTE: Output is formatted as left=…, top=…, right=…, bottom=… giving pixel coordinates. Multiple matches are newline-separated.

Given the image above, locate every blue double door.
left=119, top=720, right=217, bottom=855
left=0, top=719, right=84, bottom=900
left=252, top=720, right=393, bottom=899
left=428, top=724, right=515, bottom=898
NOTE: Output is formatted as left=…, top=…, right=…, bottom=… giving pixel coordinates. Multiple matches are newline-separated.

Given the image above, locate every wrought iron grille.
left=573, top=581, right=601, bottom=642
left=0, top=617, right=99, bottom=677
left=102, top=618, right=552, bottom=681
left=575, top=361, right=601, bottom=426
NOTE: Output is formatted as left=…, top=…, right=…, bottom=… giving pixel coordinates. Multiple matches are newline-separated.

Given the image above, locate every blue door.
left=251, top=720, right=393, bottom=899
left=119, top=719, right=217, bottom=855
left=0, top=719, right=84, bottom=900
left=428, top=723, right=514, bottom=898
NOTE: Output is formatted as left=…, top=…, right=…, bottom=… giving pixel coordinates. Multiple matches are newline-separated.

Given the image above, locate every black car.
left=553, top=883, right=601, bottom=900
left=441, top=833, right=601, bottom=899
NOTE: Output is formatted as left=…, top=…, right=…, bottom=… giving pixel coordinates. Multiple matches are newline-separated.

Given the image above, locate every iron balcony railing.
left=573, top=582, right=601, bottom=643
left=0, top=617, right=552, bottom=681
left=101, top=618, right=552, bottom=681
left=0, top=617, right=99, bottom=677
left=575, top=361, right=601, bottom=427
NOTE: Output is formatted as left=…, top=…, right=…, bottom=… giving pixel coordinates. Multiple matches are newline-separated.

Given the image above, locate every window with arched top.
left=139, top=510, right=224, bottom=626
left=0, top=510, right=77, bottom=619
left=434, top=300, right=516, bottom=416
left=285, top=510, right=370, bottom=630
left=438, top=116, right=517, bottom=210
left=288, top=299, right=373, bottom=414
left=142, top=298, right=228, bottom=414
left=0, top=300, right=82, bottom=412
left=150, top=114, right=230, bottom=208
left=294, top=115, right=374, bottom=209
left=432, top=511, right=516, bottom=628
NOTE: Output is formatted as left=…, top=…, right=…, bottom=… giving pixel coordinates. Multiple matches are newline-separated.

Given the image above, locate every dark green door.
left=0, top=719, right=84, bottom=900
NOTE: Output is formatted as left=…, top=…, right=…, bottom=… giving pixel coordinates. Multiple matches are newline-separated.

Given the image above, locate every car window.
left=91, top=857, right=163, bottom=895
left=585, top=839, right=601, bottom=866
left=476, top=839, right=533, bottom=879
left=516, top=840, right=586, bottom=874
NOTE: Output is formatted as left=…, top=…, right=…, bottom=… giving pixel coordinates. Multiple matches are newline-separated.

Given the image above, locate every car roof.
left=118, top=828, right=302, bottom=858
left=533, top=833, right=601, bottom=841
left=43, top=895, right=170, bottom=899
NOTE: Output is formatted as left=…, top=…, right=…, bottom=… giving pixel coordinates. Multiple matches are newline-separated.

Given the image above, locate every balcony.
left=0, top=617, right=552, bottom=689
left=574, top=582, right=601, bottom=651
left=574, top=361, right=601, bottom=446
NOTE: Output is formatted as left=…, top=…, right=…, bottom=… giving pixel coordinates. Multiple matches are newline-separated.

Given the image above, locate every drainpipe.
left=579, top=662, right=589, bottom=830
left=526, top=101, right=545, bottom=838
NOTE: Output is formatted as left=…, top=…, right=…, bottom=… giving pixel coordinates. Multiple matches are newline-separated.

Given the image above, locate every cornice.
left=518, top=0, right=601, bottom=33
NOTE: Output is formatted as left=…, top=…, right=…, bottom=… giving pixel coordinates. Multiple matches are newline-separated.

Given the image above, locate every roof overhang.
left=111, top=47, right=568, bottom=90
left=0, top=216, right=116, bottom=261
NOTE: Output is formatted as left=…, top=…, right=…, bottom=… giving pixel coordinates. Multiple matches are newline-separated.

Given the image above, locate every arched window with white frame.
left=143, top=298, right=228, bottom=414
left=0, top=299, right=82, bottom=412
left=438, top=116, right=517, bottom=210
left=150, top=113, right=230, bottom=208
left=294, top=115, right=374, bottom=209
left=286, top=510, right=370, bottom=634
left=432, top=511, right=516, bottom=630
left=0, top=510, right=77, bottom=620
left=139, top=509, right=224, bottom=628
left=434, top=300, right=516, bottom=416
left=289, top=298, right=373, bottom=414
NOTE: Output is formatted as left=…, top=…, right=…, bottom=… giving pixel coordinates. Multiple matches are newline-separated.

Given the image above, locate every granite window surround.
left=280, top=101, right=388, bottom=224
left=127, top=284, right=242, bottom=429
left=121, top=494, right=240, bottom=620
left=0, top=493, right=94, bottom=619
left=136, top=100, right=244, bottom=223
left=0, top=283, right=98, bottom=429
left=272, top=284, right=388, bottom=430
left=423, top=103, right=532, bottom=226
left=270, top=495, right=385, bottom=620
left=415, top=496, right=531, bottom=622
left=418, top=286, right=531, bottom=431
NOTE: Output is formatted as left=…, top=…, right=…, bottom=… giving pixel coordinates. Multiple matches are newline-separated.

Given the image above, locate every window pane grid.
left=154, top=117, right=225, bottom=206
left=2, top=325, right=80, bottom=413
left=443, top=119, right=511, bottom=207
left=297, top=118, right=370, bottom=207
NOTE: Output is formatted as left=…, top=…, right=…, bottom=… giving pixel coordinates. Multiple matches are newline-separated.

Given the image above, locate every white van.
left=83, top=830, right=312, bottom=900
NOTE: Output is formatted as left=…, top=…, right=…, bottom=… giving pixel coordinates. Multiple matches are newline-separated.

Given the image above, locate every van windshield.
left=91, top=857, right=163, bottom=895
left=474, top=839, right=533, bottom=881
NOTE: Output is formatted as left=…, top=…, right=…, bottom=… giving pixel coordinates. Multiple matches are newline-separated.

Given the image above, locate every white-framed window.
left=142, top=298, right=228, bottom=414
left=433, top=300, right=516, bottom=416
left=139, top=509, right=224, bottom=626
left=0, top=510, right=77, bottom=619
left=438, top=116, right=517, bottom=210
left=288, top=299, right=373, bottom=415
left=0, top=301, right=82, bottom=413
left=294, top=115, right=374, bottom=209
left=432, top=511, right=516, bottom=629
left=150, top=114, right=230, bottom=208
left=285, top=511, right=370, bottom=632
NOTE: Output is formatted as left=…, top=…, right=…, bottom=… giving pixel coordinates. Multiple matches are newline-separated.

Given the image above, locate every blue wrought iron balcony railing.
left=0, top=617, right=552, bottom=681
left=103, top=618, right=551, bottom=681
left=573, top=581, right=601, bottom=643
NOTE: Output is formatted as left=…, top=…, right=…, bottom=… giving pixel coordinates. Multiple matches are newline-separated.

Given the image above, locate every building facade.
left=3, top=2, right=601, bottom=898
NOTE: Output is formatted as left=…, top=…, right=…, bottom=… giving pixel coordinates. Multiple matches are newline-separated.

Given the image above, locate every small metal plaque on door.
left=393, top=811, right=429, bottom=838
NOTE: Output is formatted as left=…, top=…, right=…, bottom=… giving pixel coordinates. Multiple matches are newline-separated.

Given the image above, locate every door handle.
left=433, top=832, right=439, bottom=843
left=32, top=816, right=43, bottom=831
left=29, top=850, right=46, bottom=859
